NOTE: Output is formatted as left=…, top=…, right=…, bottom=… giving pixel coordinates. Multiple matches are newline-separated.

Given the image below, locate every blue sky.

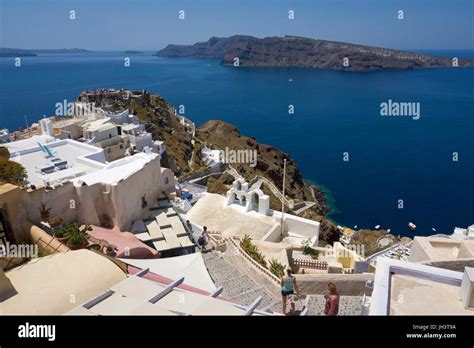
left=1, top=0, right=473, bottom=50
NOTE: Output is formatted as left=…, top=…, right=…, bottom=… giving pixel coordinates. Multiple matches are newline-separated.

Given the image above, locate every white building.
left=122, top=124, right=157, bottom=153
left=452, top=225, right=474, bottom=241
left=3, top=134, right=176, bottom=232
left=82, top=118, right=118, bottom=142
left=187, top=178, right=320, bottom=248
left=0, top=129, right=11, bottom=143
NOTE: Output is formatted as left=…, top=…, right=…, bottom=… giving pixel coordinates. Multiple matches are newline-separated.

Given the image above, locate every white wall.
left=273, top=211, right=320, bottom=246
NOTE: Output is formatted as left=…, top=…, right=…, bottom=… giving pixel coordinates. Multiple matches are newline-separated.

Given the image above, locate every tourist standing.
left=324, top=282, right=340, bottom=316
left=197, top=226, right=209, bottom=248
left=281, top=269, right=299, bottom=314
left=186, top=220, right=193, bottom=233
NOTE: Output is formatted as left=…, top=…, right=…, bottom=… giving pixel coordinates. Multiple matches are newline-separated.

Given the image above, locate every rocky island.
left=0, top=48, right=37, bottom=57
left=0, top=48, right=90, bottom=57
left=156, top=35, right=474, bottom=71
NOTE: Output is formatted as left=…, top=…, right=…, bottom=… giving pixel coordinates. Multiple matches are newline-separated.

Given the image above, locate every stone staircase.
left=249, top=175, right=295, bottom=208
left=202, top=251, right=364, bottom=315
left=202, top=251, right=281, bottom=313
left=224, top=166, right=242, bottom=180
left=250, top=175, right=317, bottom=215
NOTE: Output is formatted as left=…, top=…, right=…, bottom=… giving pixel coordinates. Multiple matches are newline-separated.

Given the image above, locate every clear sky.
left=1, top=0, right=473, bottom=50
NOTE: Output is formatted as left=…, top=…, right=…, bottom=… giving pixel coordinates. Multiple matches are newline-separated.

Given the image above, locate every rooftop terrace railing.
left=294, top=258, right=328, bottom=270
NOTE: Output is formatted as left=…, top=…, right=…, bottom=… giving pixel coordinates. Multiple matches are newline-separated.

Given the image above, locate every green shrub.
left=0, top=160, right=27, bottom=185
left=57, top=222, right=92, bottom=244
left=240, top=234, right=266, bottom=267
left=240, top=234, right=252, bottom=251
left=269, top=259, right=285, bottom=278
left=302, top=239, right=319, bottom=259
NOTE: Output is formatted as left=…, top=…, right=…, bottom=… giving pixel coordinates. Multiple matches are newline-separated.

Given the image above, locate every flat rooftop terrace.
left=390, top=274, right=474, bottom=315
left=187, top=193, right=275, bottom=240
left=9, top=139, right=105, bottom=186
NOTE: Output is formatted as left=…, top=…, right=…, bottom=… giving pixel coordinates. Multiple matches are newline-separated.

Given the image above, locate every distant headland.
left=0, top=48, right=90, bottom=57
left=155, top=35, right=474, bottom=72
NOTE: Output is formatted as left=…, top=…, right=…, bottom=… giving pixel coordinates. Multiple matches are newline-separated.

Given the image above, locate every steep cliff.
left=156, top=35, right=474, bottom=71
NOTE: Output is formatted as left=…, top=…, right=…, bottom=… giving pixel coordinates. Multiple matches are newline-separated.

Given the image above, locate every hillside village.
left=0, top=89, right=473, bottom=316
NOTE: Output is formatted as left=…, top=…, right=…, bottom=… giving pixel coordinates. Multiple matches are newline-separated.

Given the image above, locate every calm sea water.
left=0, top=51, right=473, bottom=237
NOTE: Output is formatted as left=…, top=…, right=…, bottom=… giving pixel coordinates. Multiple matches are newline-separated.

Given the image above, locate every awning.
left=119, top=253, right=216, bottom=293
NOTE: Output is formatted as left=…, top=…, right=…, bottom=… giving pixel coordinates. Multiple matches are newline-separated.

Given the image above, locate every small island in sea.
left=156, top=35, right=474, bottom=71
left=0, top=48, right=90, bottom=57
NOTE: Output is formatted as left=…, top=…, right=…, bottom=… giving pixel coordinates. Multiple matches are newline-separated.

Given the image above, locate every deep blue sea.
left=0, top=51, right=473, bottom=237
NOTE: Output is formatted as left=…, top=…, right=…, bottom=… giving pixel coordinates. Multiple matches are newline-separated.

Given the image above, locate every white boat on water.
left=374, top=225, right=380, bottom=230
left=432, top=227, right=437, bottom=232
left=408, top=222, right=416, bottom=231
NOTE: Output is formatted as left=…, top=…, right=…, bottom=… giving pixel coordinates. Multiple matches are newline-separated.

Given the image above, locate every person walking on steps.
left=281, top=268, right=300, bottom=314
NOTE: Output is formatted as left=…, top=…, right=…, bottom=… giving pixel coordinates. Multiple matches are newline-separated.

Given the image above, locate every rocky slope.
left=156, top=35, right=474, bottom=71
left=197, top=120, right=327, bottom=211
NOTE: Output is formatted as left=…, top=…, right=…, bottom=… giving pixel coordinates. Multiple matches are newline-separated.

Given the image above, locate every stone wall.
left=224, top=237, right=281, bottom=298
left=109, top=156, right=163, bottom=231
left=295, top=273, right=374, bottom=296
left=421, top=258, right=474, bottom=272
left=0, top=184, right=29, bottom=242
left=22, top=183, right=79, bottom=226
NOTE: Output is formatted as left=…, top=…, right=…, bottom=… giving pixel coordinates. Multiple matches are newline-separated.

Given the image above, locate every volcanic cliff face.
left=156, top=35, right=474, bottom=71
left=155, top=36, right=258, bottom=59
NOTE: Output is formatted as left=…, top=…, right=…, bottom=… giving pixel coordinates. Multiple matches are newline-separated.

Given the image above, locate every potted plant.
left=67, top=229, right=88, bottom=250
left=49, top=216, right=63, bottom=228
left=87, top=243, right=102, bottom=252
left=54, top=225, right=71, bottom=244
left=39, top=202, right=51, bottom=222
left=105, top=245, right=116, bottom=256
left=66, top=223, right=92, bottom=250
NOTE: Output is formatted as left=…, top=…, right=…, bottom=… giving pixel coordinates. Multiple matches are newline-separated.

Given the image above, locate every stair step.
left=202, top=251, right=279, bottom=313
